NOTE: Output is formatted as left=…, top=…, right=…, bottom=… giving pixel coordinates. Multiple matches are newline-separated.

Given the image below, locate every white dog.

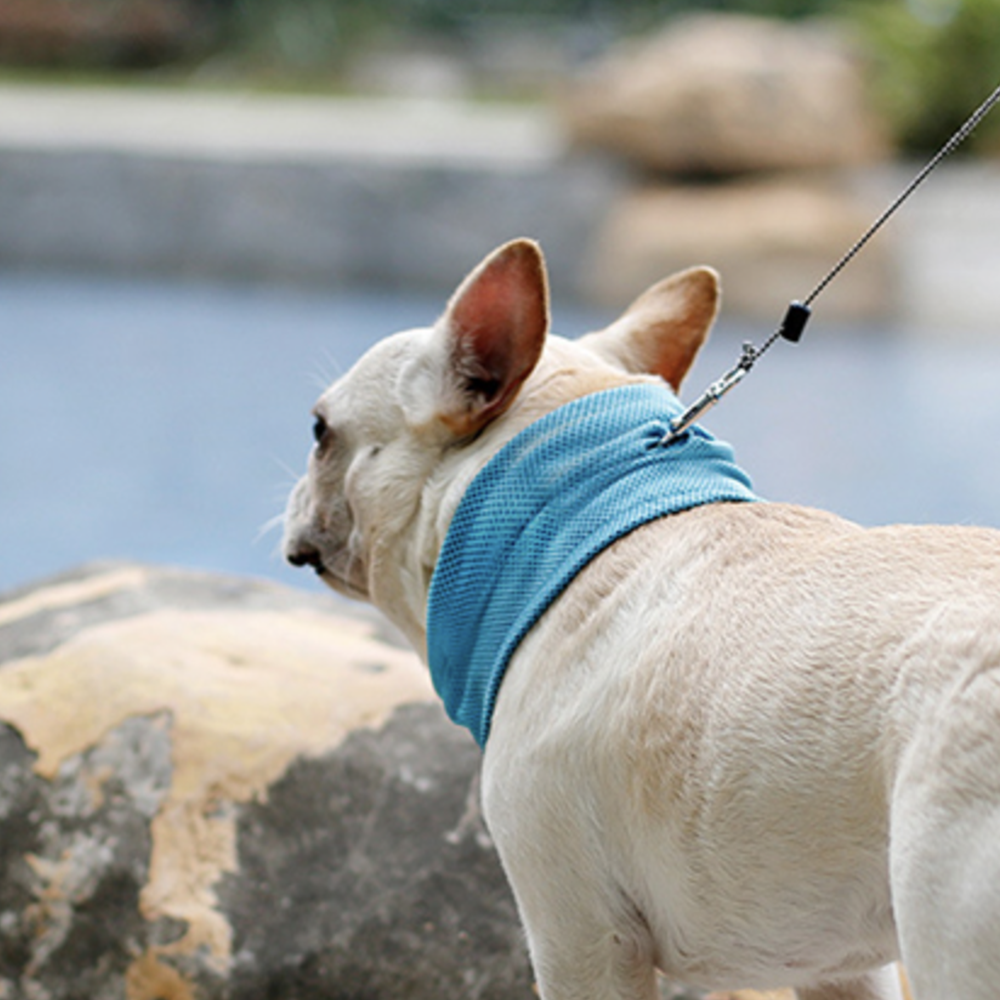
left=283, top=238, right=1000, bottom=1000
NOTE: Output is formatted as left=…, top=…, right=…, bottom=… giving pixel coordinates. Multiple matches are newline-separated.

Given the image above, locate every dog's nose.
left=286, top=540, right=325, bottom=574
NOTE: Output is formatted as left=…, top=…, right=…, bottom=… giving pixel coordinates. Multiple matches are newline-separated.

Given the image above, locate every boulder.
left=584, top=178, right=894, bottom=321
left=0, top=562, right=533, bottom=1000
left=0, top=562, right=749, bottom=999
left=560, top=14, right=887, bottom=175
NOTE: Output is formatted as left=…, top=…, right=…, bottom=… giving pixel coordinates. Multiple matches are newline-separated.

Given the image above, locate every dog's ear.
left=434, top=238, right=549, bottom=437
left=578, top=267, right=719, bottom=392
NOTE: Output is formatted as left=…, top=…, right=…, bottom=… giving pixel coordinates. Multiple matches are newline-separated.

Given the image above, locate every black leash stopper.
left=779, top=301, right=811, bottom=343
left=660, top=80, right=1000, bottom=446
left=659, top=305, right=809, bottom=446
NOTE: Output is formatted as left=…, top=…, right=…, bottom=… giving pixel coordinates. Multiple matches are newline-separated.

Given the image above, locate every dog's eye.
left=312, top=415, right=328, bottom=446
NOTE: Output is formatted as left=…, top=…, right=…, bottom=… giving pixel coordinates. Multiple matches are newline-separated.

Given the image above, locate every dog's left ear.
left=578, top=266, right=720, bottom=392
left=434, top=238, right=550, bottom=438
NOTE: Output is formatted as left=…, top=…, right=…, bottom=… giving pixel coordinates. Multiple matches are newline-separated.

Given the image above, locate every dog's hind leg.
left=521, top=914, right=660, bottom=1000
left=484, top=748, right=661, bottom=998
left=502, top=870, right=659, bottom=1000
left=796, top=965, right=906, bottom=1000
left=890, top=669, right=1000, bottom=1000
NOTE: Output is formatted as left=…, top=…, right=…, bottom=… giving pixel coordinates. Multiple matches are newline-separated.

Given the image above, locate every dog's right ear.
left=430, top=238, right=550, bottom=438
left=578, top=267, right=720, bottom=393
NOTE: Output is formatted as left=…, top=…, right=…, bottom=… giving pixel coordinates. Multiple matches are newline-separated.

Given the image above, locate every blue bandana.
left=426, top=382, right=759, bottom=747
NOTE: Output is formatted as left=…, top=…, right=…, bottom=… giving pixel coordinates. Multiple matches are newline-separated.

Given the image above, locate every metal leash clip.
left=659, top=301, right=813, bottom=447
left=659, top=343, right=756, bottom=447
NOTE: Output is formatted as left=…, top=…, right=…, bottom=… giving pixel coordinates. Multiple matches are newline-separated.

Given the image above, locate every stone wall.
left=1, top=35, right=998, bottom=331
left=0, top=87, right=620, bottom=301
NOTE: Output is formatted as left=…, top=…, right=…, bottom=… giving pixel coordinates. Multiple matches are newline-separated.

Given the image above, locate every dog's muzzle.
left=285, top=538, right=326, bottom=575
left=282, top=479, right=327, bottom=575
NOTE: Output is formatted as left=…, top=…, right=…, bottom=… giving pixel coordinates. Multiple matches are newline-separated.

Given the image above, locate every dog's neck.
left=423, top=382, right=759, bottom=746
left=375, top=352, right=636, bottom=655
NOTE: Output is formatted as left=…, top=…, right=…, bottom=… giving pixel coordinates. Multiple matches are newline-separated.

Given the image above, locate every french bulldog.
left=283, top=238, right=1000, bottom=1000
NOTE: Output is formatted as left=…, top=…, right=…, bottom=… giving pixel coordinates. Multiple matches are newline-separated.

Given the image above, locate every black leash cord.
left=661, top=80, right=1000, bottom=446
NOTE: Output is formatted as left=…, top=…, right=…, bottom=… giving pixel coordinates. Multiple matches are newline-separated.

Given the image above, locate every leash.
left=660, top=80, right=1000, bottom=446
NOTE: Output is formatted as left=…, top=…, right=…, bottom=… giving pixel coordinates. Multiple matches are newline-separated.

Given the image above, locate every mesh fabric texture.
left=426, top=382, right=759, bottom=748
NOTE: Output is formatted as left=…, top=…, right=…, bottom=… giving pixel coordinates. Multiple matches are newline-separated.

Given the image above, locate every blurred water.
left=3, top=270, right=1000, bottom=598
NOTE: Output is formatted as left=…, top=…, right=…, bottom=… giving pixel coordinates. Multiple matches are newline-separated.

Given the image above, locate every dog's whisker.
left=270, top=456, right=304, bottom=486
left=321, top=347, right=342, bottom=377
left=254, top=513, right=285, bottom=547
left=309, top=350, right=342, bottom=391
left=270, top=479, right=300, bottom=502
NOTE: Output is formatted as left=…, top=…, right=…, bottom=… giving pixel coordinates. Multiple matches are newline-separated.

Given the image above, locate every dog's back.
left=484, top=499, right=1000, bottom=996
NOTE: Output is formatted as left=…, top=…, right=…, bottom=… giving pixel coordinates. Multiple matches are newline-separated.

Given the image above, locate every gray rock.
left=0, top=562, right=716, bottom=999
left=220, top=704, right=527, bottom=1000
left=0, top=713, right=172, bottom=1000
left=0, top=562, right=533, bottom=999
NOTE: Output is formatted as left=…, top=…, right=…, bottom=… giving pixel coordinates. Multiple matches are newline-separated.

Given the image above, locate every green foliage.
left=205, top=0, right=379, bottom=75
left=848, top=0, right=1000, bottom=153
left=11, top=0, right=999, bottom=156
left=197, top=0, right=843, bottom=79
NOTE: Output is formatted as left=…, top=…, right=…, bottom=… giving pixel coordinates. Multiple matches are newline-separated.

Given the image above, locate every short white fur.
left=284, top=238, right=1000, bottom=1000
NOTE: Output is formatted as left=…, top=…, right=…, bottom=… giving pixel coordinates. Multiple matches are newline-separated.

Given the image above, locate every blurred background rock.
left=1, top=0, right=999, bottom=320
left=1, top=1, right=999, bottom=310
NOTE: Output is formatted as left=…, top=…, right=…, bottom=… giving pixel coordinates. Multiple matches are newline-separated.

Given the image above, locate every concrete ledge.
left=1, top=84, right=999, bottom=333
left=0, top=84, right=621, bottom=296
left=0, top=86, right=562, bottom=165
